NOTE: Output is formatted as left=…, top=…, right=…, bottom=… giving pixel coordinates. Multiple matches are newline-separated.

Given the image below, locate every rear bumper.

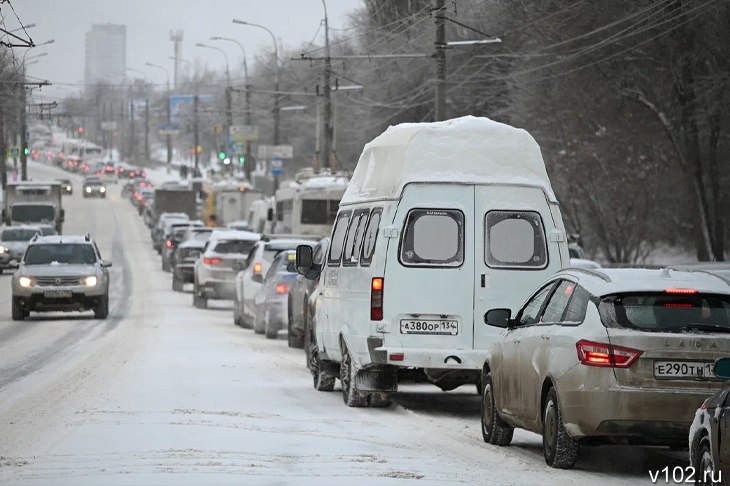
left=264, top=299, right=288, bottom=331
left=367, top=337, right=487, bottom=370
left=199, top=279, right=235, bottom=299
left=174, top=264, right=195, bottom=282
left=560, top=385, right=713, bottom=444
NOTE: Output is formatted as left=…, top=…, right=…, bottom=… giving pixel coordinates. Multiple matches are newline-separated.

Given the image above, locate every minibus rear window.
left=400, top=209, right=464, bottom=267
left=485, top=210, right=548, bottom=269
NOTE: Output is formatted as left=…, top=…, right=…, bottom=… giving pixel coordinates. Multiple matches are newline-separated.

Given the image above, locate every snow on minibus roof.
left=341, top=116, right=557, bottom=205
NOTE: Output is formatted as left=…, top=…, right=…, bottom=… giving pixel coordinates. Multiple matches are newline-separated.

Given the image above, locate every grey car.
left=255, top=250, right=299, bottom=340
left=0, top=225, right=42, bottom=272
left=287, top=238, right=328, bottom=348
left=11, top=234, right=112, bottom=320
left=172, top=227, right=215, bottom=292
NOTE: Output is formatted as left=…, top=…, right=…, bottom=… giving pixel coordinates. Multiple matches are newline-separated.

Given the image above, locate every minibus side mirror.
left=484, top=308, right=511, bottom=328
left=296, top=245, right=320, bottom=280
left=714, top=358, right=730, bottom=379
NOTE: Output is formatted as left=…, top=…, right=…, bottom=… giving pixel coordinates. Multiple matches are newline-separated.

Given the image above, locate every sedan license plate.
left=653, top=361, right=715, bottom=379
left=44, top=289, right=72, bottom=299
left=400, top=319, right=458, bottom=335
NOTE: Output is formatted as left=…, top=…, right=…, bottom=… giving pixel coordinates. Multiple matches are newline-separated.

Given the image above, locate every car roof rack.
left=563, top=267, right=612, bottom=283
left=84, top=233, right=91, bottom=241
left=669, top=268, right=730, bottom=287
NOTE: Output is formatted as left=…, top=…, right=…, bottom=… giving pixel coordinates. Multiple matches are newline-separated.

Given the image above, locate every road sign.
left=213, top=124, right=224, bottom=134
left=229, top=125, right=258, bottom=142
left=258, top=144, right=293, bottom=159
left=101, top=121, right=118, bottom=131
left=271, top=156, right=283, bottom=176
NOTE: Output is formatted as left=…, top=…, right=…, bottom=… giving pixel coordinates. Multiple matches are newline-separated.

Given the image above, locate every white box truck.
left=2, top=181, right=65, bottom=233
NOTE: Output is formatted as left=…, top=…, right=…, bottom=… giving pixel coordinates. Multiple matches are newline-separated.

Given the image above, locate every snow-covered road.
left=0, top=163, right=688, bottom=485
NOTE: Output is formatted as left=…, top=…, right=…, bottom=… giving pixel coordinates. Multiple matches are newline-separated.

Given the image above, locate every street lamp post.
left=145, top=62, right=173, bottom=174
left=232, top=19, right=280, bottom=191
left=210, top=35, right=252, bottom=181
left=196, top=42, right=232, bottom=160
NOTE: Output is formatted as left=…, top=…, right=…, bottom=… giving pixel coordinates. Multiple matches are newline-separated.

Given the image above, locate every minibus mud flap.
left=355, top=367, right=398, bottom=392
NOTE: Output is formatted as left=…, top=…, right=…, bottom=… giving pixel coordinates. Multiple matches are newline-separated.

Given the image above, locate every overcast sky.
left=7, top=0, right=363, bottom=99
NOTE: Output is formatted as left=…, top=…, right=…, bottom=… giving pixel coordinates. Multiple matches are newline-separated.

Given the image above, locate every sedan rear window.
left=213, top=240, right=256, bottom=254
left=600, top=292, right=730, bottom=333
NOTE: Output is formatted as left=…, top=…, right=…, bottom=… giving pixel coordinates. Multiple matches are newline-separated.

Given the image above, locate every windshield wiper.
left=664, top=324, right=730, bottom=334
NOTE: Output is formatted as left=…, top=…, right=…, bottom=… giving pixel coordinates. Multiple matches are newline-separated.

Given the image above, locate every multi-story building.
left=84, top=24, right=126, bottom=86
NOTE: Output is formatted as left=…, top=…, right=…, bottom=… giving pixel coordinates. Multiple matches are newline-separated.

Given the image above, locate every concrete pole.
left=433, top=0, right=447, bottom=121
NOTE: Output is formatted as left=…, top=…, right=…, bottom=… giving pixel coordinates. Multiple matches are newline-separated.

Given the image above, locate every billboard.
left=169, top=95, right=214, bottom=124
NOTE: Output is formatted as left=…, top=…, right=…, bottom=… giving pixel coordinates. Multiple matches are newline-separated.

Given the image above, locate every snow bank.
left=341, top=115, right=557, bottom=205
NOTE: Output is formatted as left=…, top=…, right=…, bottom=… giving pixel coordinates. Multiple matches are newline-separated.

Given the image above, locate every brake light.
left=576, top=340, right=642, bottom=368
left=203, top=257, right=221, bottom=265
left=389, top=353, right=404, bottom=362
left=371, top=277, right=384, bottom=321
left=253, top=263, right=262, bottom=275
left=166, top=240, right=173, bottom=248
left=665, top=288, right=698, bottom=295
left=664, top=303, right=693, bottom=308
left=275, top=283, right=289, bottom=294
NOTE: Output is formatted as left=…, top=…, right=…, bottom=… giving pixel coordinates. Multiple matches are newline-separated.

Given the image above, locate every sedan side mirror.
left=252, top=273, right=264, bottom=284
left=8, top=259, right=19, bottom=269
left=484, top=308, right=512, bottom=328
left=714, top=358, right=730, bottom=379
left=286, top=262, right=296, bottom=273
left=101, top=260, right=112, bottom=268
left=233, top=261, right=245, bottom=272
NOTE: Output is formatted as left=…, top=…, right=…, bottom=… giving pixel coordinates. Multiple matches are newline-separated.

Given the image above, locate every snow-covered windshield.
left=24, top=244, right=97, bottom=265
left=12, top=205, right=55, bottom=223
left=601, top=293, right=730, bottom=332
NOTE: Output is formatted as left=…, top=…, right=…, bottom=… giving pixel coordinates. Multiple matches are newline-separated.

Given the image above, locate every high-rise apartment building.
left=84, top=24, right=126, bottom=86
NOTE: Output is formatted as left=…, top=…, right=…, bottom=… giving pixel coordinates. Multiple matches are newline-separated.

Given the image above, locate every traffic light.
left=218, top=147, right=226, bottom=161
left=78, top=127, right=84, bottom=134
left=238, top=155, right=245, bottom=165
left=23, top=147, right=29, bottom=156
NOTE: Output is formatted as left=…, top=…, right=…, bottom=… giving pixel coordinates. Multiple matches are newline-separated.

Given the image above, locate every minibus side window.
left=328, top=211, right=352, bottom=266
left=399, top=209, right=464, bottom=268
left=360, top=208, right=382, bottom=267
left=485, top=210, right=548, bottom=269
left=342, top=209, right=369, bottom=267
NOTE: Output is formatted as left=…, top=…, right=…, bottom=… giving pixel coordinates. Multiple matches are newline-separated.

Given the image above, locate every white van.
left=296, top=116, right=570, bottom=407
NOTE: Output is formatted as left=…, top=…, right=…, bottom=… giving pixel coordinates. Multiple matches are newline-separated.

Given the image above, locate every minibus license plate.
left=400, top=320, right=458, bottom=335
left=653, top=361, right=714, bottom=379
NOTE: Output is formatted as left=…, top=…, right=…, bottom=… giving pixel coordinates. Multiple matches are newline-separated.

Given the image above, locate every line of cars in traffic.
left=125, top=116, right=730, bottom=481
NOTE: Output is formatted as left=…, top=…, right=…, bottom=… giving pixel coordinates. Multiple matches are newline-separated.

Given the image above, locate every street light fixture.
left=145, top=61, right=173, bottom=173
left=232, top=18, right=281, bottom=191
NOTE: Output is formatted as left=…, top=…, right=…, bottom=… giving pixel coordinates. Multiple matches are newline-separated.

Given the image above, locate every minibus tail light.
left=371, top=277, right=384, bottom=321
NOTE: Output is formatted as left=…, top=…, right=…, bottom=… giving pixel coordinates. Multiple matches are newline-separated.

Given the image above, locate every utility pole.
left=170, top=30, right=183, bottom=89
left=20, top=87, right=28, bottom=180
left=433, top=0, right=447, bottom=121
left=0, top=113, right=7, bottom=189
left=322, top=1, right=333, bottom=170
left=193, top=93, right=200, bottom=172
left=129, top=101, right=135, bottom=161
left=144, top=99, right=150, bottom=165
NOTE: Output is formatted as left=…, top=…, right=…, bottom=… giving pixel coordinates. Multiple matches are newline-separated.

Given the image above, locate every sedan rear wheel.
left=543, top=388, right=579, bottom=469
left=695, top=439, right=718, bottom=486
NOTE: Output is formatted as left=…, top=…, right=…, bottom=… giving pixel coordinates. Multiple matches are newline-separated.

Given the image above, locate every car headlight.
left=100, top=187, right=106, bottom=193
left=19, top=276, right=33, bottom=288
left=84, top=276, right=98, bottom=287
left=0, top=246, right=7, bottom=254
left=66, top=185, right=72, bottom=191
left=86, top=187, right=92, bottom=193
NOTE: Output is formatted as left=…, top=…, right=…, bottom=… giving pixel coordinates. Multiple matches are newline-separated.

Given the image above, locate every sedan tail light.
left=576, top=340, right=642, bottom=368
left=166, top=240, right=173, bottom=248
left=203, top=257, right=222, bottom=265
left=275, top=283, right=289, bottom=294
